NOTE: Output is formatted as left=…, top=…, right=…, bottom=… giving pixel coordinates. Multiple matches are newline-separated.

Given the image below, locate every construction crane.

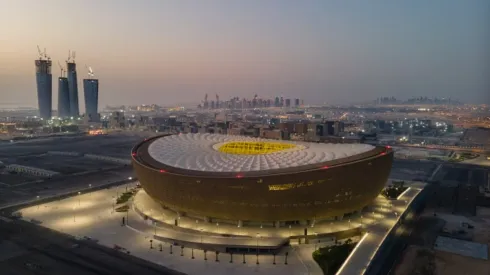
left=58, top=61, right=65, bottom=77
left=36, top=45, right=43, bottom=60
left=71, top=51, right=76, bottom=62
left=85, top=65, right=94, bottom=78
left=67, top=50, right=71, bottom=63
left=43, top=48, right=50, bottom=60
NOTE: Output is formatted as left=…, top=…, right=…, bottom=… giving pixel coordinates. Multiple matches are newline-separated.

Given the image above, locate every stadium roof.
left=147, top=133, right=375, bottom=173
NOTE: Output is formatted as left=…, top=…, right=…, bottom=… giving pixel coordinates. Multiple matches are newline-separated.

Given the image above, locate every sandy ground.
left=435, top=250, right=490, bottom=275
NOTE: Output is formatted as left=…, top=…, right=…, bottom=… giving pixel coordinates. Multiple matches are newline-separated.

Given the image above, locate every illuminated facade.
left=132, top=134, right=393, bottom=224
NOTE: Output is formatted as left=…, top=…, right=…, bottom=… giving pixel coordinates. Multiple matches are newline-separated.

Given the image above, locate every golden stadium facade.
left=131, top=133, right=393, bottom=224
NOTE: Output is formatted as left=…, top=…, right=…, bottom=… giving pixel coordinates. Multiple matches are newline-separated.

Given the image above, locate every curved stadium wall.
left=131, top=134, right=393, bottom=223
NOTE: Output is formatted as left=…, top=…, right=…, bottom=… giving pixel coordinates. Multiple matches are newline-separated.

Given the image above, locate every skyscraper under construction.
left=66, top=52, right=80, bottom=117
left=35, top=47, right=52, bottom=120
left=83, top=76, right=99, bottom=122
left=57, top=76, right=70, bottom=118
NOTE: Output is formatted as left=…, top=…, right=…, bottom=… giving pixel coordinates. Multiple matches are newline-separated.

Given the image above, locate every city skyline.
left=1, top=0, right=489, bottom=109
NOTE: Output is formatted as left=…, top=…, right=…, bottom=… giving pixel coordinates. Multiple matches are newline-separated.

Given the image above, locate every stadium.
left=131, top=133, right=393, bottom=227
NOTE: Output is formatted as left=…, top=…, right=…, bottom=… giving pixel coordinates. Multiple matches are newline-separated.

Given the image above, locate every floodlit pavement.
left=19, top=181, right=425, bottom=275
left=336, top=182, right=425, bottom=275
left=19, top=184, right=306, bottom=275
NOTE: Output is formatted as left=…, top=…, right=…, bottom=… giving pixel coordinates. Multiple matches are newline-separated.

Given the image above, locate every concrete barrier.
left=84, top=154, right=131, bottom=165
left=6, top=164, right=60, bottom=177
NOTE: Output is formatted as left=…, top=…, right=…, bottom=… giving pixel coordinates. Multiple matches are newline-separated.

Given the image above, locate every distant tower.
left=204, top=94, right=209, bottom=109
left=57, top=61, right=70, bottom=118
left=66, top=50, right=80, bottom=117
left=215, top=94, right=220, bottom=109
left=83, top=66, right=99, bottom=122
left=35, top=46, right=52, bottom=120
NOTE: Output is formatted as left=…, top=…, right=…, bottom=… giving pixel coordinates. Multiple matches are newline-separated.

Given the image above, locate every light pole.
left=314, top=232, right=318, bottom=250
left=126, top=202, right=129, bottom=225
left=154, top=221, right=157, bottom=236
left=256, top=233, right=260, bottom=265
left=36, top=195, right=40, bottom=210
left=216, top=222, right=219, bottom=234
left=289, top=225, right=292, bottom=237
left=73, top=206, right=76, bottom=222
left=200, top=228, right=203, bottom=244
left=77, top=191, right=81, bottom=206
left=127, top=177, right=132, bottom=191
left=88, top=184, right=92, bottom=196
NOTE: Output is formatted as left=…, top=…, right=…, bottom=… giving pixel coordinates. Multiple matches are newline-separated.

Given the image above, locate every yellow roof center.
left=218, top=141, right=296, bottom=155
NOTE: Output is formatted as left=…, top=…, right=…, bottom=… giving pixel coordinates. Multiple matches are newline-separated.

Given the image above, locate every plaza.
left=18, top=181, right=425, bottom=275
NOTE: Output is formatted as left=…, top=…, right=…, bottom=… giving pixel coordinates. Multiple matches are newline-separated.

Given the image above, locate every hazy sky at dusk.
left=1, top=0, right=489, bottom=109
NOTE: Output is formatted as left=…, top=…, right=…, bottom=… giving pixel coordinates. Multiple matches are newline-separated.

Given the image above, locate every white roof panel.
left=147, top=133, right=375, bottom=172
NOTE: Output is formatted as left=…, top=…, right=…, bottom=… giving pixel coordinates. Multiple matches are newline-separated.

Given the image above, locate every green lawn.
left=116, top=190, right=136, bottom=204
left=382, top=181, right=408, bottom=199
left=312, top=239, right=357, bottom=275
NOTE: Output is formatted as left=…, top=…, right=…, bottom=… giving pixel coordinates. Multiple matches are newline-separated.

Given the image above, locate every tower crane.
left=85, top=65, right=94, bottom=78
left=58, top=61, right=65, bottom=77
left=36, top=45, right=43, bottom=60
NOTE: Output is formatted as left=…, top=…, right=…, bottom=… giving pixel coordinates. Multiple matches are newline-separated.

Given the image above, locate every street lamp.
left=77, top=191, right=81, bottom=206
left=216, top=222, right=219, bottom=233
left=256, top=233, right=260, bottom=264
left=36, top=196, right=40, bottom=210
left=73, top=206, right=76, bottom=222
left=289, top=225, right=292, bottom=237
left=200, top=228, right=203, bottom=244
left=314, top=232, right=318, bottom=250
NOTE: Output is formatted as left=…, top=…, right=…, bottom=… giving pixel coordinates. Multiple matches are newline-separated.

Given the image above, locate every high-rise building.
left=274, top=97, right=280, bottom=107
left=285, top=98, right=291, bottom=107
left=294, top=98, right=300, bottom=107
left=83, top=79, right=99, bottom=122
left=57, top=77, right=70, bottom=118
left=67, top=62, right=80, bottom=117
left=35, top=59, right=53, bottom=120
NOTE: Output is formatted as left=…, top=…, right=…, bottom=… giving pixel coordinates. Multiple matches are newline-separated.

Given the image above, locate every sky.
left=0, top=0, right=489, bottom=109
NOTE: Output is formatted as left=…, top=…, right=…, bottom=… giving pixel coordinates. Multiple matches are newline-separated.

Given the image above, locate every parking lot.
left=389, top=159, right=438, bottom=182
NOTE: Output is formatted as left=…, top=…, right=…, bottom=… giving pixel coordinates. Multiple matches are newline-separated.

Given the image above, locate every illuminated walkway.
left=18, top=181, right=424, bottom=275
left=133, top=189, right=399, bottom=240
left=336, top=182, right=425, bottom=275
left=18, top=184, right=306, bottom=275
